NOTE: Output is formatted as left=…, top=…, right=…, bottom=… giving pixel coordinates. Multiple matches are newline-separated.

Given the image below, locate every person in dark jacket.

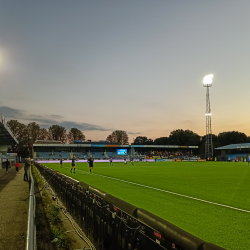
left=24, top=158, right=31, bottom=181
left=87, top=155, right=94, bottom=174
left=109, top=157, right=113, bottom=166
left=60, top=157, right=63, bottom=168
left=5, top=159, right=10, bottom=173
left=70, top=155, right=76, bottom=173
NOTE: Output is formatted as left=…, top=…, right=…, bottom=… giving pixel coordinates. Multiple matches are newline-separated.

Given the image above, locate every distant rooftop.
left=74, top=140, right=120, bottom=145
left=215, top=143, right=250, bottom=150
left=34, top=140, right=62, bottom=144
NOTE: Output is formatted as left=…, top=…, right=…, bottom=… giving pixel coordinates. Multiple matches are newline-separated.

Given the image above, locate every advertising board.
left=116, top=149, right=127, bottom=155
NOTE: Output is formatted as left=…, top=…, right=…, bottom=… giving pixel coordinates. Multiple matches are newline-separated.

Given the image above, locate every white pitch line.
left=47, top=163, right=250, bottom=214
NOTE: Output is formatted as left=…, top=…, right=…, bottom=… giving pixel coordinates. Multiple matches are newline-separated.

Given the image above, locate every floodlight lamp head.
left=203, top=74, right=213, bottom=87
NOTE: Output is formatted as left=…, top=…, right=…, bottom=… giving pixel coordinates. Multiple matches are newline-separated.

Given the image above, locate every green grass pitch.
left=43, top=161, right=250, bottom=250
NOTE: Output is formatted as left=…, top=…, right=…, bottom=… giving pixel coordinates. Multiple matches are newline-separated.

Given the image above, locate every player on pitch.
left=88, top=155, right=94, bottom=174
left=70, top=155, right=76, bottom=173
left=60, top=156, right=63, bottom=168
left=109, top=157, right=113, bottom=166
left=130, top=157, right=134, bottom=166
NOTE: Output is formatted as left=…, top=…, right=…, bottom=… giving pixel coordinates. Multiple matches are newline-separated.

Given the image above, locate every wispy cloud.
left=0, top=106, right=23, bottom=118
left=24, top=117, right=111, bottom=131
left=50, top=115, right=63, bottom=119
left=60, top=121, right=111, bottom=131
left=128, top=131, right=141, bottom=135
left=0, top=105, right=112, bottom=132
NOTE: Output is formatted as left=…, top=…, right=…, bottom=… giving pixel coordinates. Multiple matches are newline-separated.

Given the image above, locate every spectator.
left=60, top=157, right=63, bottom=168
left=15, top=161, right=19, bottom=173
left=5, top=159, right=10, bottom=174
left=24, top=158, right=31, bottom=181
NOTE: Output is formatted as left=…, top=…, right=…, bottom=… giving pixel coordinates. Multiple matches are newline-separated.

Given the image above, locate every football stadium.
left=1, top=2, right=250, bottom=250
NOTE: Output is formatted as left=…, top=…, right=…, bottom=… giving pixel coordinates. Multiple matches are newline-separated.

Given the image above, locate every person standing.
left=15, top=161, right=19, bottom=173
left=109, top=157, right=113, bottom=166
left=24, top=158, right=31, bottom=181
left=247, top=156, right=250, bottom=166
left=124, top=157, right=127, bottom=165
left=5, top=159, right=10, bottom=173
left=60, top=157, right=63, bottom=168
left=70, top=155, right=76, bottom=173
left=87, top=155, right=94, bottom=174
left=131, top=158, right=134, bottom=166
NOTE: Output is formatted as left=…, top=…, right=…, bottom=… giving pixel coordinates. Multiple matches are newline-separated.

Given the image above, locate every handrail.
left=26, top=167, right=36, bottom=250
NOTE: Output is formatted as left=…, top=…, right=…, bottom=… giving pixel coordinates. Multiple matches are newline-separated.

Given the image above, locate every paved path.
left=0, top=164, right=29, bottom=250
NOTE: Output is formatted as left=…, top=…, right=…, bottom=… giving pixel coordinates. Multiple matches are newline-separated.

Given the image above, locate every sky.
left=0, top=1, right=250, bottom=142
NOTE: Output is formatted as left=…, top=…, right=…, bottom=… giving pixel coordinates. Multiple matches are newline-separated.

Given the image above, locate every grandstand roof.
left=33, top=143, right=198, bottom=148
left=34, top=140, right=62, bottom=144
left=215, top=143, right=250, bottom=150
left=0, top=123, right=18, bottom=145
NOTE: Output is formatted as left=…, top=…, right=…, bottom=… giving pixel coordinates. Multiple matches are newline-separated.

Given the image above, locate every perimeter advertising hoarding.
left=143, top=145, right=179, bottom=148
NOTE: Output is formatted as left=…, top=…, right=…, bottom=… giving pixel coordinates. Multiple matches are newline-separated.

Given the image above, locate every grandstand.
left=0, top=114, right=19, bottom=168
left=215, top=143, right=250, bottom=161
left=32, top=140, right=199, bottom=160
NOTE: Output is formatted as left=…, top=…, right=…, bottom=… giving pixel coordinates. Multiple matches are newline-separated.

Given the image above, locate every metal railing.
left=26, top=167, right=36, bottom=250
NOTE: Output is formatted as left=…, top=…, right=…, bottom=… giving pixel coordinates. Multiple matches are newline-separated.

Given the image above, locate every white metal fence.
left=26, top=167, right=36, bottom=250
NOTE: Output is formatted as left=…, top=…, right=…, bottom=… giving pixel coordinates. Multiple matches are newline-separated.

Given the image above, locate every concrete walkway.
left=0, top=164, right=29, bottom=250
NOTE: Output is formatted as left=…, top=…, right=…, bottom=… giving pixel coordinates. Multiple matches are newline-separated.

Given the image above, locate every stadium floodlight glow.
left=203, top=74, right=213, bottom=86
left=205, top=113, right=212, bottom=116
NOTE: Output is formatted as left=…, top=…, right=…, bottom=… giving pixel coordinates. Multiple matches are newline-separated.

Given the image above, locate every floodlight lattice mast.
left=203, top=74, right=213, bottom=160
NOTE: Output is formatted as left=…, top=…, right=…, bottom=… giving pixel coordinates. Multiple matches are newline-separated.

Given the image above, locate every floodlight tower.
left=203, top=74, right=213, bottom=160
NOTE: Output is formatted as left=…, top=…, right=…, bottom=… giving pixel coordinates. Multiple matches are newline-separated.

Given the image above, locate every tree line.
left=6, top=120, right=250, bottom=157
left=133, top=130, right=250, bottom=147
left=132, top=129, right=250, bottom=157
left=6, top=120, right=130, bottom=156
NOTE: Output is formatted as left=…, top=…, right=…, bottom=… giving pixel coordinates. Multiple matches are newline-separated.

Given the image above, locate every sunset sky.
left=0, top=1, right=250, bottom=142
